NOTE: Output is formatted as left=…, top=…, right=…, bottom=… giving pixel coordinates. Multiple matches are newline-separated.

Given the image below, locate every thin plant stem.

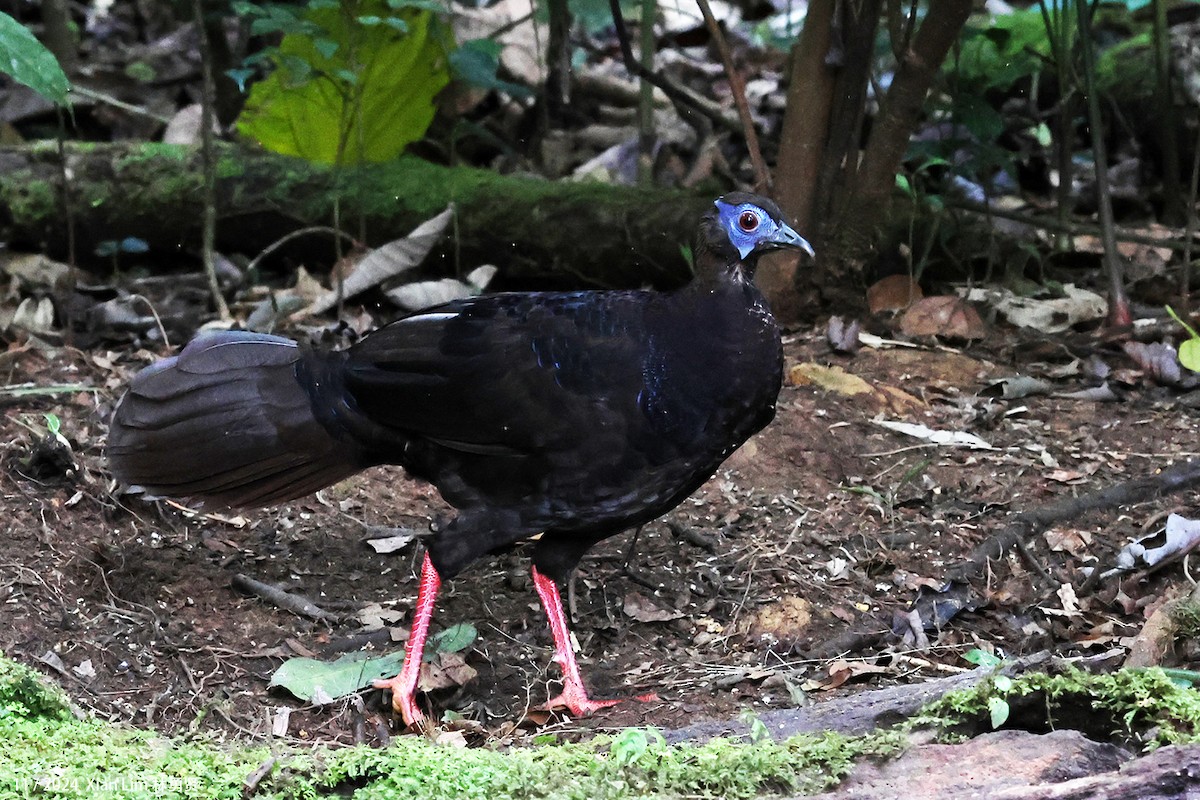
left=193, top=0, right=231, bottom=321
left=695, top=0, right=770, bottom=191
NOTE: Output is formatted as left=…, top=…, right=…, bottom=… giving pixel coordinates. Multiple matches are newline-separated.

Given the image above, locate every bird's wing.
left=341, top=291, right=653, bottom=456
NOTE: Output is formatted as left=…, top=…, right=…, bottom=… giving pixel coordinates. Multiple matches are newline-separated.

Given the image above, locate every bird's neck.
left=683, top=258, right=765, bottom=309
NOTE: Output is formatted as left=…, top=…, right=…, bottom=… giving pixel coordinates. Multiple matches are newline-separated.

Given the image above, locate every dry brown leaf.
left=810, top=658, right=889, bottom=692
left=623, top=592, right=684, bottom=623
left=874, top=384, right=926, bottom=414
left=419, top=651, right=478, bottom=691
left=1043, top=528, right=1093, bottom=557
left=867, top=274, right=923, bottom=313
left=1045, top=469, right=1089, bottom=485
left=1042, top=583, right=1083, bottom=617
left=899, top=296, right=987, bottom=340
left=788, top=363, right=873, bottom=395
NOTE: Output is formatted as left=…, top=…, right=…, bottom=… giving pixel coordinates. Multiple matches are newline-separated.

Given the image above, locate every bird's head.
left=696, top=192, right=814, bottom=283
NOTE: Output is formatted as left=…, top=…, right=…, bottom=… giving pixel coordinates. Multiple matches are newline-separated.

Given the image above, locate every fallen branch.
left=946, top=458, right=1200, bottom=585
left=230, top=573, right=336, bottom=622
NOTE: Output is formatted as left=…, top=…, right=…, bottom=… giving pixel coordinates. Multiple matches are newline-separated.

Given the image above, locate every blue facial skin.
left=715, top=200, right=812, bottom=260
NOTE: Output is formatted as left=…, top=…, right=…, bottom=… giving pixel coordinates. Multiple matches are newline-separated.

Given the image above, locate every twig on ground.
left=947, top=458, right=1200, bottom=586
left=245, top=226, right=360, bottom=276
left=1014, top=537, right=1056, bottom=588
left=665, top=518, right=718, bottom=552
left=950, top=198, right=1198, bottom=253
left=231, top=573, right=337, bottom=622
left=242, top=756, right=277, bottom=799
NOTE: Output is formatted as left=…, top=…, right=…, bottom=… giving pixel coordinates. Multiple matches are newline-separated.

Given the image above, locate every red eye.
left=738, top=210, right=759, bottom=232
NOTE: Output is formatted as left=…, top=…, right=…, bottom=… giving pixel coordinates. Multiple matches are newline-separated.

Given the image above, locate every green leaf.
left=269, top=651, right=406, bottom=702
left=226, top=67, right=255, bottom=92
left=895, top=173, right=913, bottom=197
left=0, top=11, right=70, bottom=105
left=236, top=2, right=451, bottom=165
left=963, top=648, right=1003, bottom=669
left=610, top=728, right=649, bottom=764
left=450, top=38, right=533, bottom=98
left=1180, top=339, right=1200, bottom=372
left=313, top=37, right=340, bottom=59
left=1167, top=306, right=1200, bottom=372
left=987, top=695, right=1010, bottom=729
left=1034, top=122, right=1052, bottom=148
left=429, top=622, right=476, bottom=655
left=43, top=413, right=60, bottom=435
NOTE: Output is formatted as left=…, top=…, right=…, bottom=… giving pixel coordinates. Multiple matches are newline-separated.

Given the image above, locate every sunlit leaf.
left=988, top=695, right=1010, bottom=729
left=237, top=3, right=451, bottom=165
left=0, top=11, right=70, bottom=105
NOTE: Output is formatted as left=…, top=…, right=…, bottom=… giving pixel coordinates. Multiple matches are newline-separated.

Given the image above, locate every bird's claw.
left=372, top=675, right=426, bottom=729
left=539, top=687, right=659, bottom=718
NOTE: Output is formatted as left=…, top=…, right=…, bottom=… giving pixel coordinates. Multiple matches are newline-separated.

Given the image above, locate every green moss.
left=1171, top=601, right=1200, bottom=640
left=1, top=174, right=59, bottom=224
left=318, top=728, right=904, bottom=800
left=0, top=654, right=70, bottom=721
left=113, top=143, right=191, bottom=172
left=0, top=713, right=902, bottom=800
left=0, top=715, right=287, bottom=800
left=215, top=154, right=245, bottom=180
left=916, top=667, right=1200, bottom=748
left=0, top=652, right=904, bottom=800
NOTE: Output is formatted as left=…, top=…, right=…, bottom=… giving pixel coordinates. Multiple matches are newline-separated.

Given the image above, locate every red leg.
left=373, top=552, right=441, bottom=728
left=531, top=565, right=657, bottom=716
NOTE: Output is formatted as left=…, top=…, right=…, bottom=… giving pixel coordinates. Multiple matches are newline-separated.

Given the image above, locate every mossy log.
left=0, top=142, right=707, bottom=290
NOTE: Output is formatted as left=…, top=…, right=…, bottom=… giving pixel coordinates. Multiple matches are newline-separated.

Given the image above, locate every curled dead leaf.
left=867, top=274, right=923, bottom=313
left=899, top=296, right=987, bottom=340
left=419, top=651, right=478, bottom=691
left=623, top=592, right=684, bottom=623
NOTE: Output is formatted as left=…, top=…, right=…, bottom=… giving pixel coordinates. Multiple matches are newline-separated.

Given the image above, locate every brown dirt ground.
left=2, top=325, right=1197, bottom=746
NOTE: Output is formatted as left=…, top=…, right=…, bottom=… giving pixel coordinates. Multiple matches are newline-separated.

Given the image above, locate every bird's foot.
left=540, top=683, right=659, bottom=718
left=372, top=675, right=426, bottom=729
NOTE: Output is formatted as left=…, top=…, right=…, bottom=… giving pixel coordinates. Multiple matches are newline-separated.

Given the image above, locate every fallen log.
left=0, top=142, right=705, bottom=291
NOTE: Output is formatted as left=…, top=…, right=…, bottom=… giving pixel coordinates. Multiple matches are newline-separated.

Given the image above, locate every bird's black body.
left=108, top=193, right=808, bottom=585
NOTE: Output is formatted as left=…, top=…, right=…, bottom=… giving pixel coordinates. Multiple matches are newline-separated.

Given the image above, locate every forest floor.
left=1, top=319, right=1197, bottom=748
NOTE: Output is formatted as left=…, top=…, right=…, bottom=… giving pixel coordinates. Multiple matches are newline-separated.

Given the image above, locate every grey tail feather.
left=107, top=331, right=368, bottom=507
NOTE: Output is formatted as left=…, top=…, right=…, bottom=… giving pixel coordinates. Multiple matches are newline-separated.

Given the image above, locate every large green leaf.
left=269, top=623, right=476, bottom=702
left=0, top=12, right=70, bottom=106
left=237, top=4, right=450, bottom=165
left=270, top=651, right=406, bottom=702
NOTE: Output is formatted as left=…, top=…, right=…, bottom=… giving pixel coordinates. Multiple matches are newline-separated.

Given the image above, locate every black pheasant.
left=107, top=193, right=812, bottom=726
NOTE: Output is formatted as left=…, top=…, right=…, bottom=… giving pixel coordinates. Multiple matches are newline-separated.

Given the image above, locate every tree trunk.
left=763, top=0, right=838, bottom=323
left=769, top=0, right=973, bottom=320
left=816, top=0, right=972, bottom=312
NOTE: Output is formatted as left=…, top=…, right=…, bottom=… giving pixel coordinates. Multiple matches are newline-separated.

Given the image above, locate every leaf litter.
left=6, top=286, right=1200, bottom=748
